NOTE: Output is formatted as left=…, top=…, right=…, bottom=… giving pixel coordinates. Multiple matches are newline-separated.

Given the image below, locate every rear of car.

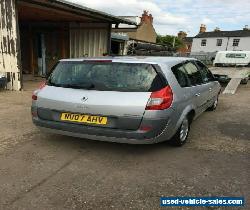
left=32, top=57, right=221, bottom=145
left=31, top=59, right=176, bottom=144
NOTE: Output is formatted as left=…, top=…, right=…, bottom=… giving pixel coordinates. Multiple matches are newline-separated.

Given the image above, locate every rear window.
left=47, top=61, right=166, bottom=92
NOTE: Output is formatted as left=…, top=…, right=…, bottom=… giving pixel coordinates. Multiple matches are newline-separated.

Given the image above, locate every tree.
left=156, top=35, right=184, bottom=51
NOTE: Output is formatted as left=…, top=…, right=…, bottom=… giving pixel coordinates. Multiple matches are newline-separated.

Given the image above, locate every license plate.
left=61, top=113, right=108, bottom=125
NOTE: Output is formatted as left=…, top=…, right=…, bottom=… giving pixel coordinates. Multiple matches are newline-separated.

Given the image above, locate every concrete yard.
left=210, top=67, right=250, bottom=79
left=0, top=81, right=249, bottom=210
left=210, top=67, right=250, bottom=94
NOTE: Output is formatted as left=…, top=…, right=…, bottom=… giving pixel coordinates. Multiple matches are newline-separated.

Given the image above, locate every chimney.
left=243, top=25, right=249, bottom=30
left=178, top=31, right=187, bottom=39
left=140, top=10, right=153, bottom=24
left=214, top=27, right=220, bottom=32
left=199, top=24, right=206, bottom=33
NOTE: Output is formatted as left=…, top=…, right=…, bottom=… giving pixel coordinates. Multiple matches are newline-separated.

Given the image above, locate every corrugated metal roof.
left=112, top=16, right=140, bottom=29
left=111, top=33, right=129, bottom=41
left=47, top=0, right=137, bottom=25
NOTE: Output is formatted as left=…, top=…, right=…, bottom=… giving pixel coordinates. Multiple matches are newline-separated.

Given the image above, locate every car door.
left=182, top=61, right=208, bottom=115
left=195, top=61, right=218, bottom=107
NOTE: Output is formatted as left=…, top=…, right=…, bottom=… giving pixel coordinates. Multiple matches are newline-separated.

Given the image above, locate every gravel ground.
left=0, top=81, right=249, bottom=210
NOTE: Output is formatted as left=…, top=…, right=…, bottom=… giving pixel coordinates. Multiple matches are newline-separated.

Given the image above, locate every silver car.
left=31, top=57, right=221, bottom=146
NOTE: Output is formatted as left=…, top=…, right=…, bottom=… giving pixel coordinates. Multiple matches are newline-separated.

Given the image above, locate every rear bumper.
left=32, top=116, right=174, bottom=144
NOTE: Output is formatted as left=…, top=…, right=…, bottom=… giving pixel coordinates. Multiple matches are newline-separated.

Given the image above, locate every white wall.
left=191, top=37, right=250, bottom=53
left=227, top=37, right=250, bottom=51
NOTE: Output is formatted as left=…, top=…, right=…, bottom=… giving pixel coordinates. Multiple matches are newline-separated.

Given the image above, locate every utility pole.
left=225, top=37, right=229, bottom=51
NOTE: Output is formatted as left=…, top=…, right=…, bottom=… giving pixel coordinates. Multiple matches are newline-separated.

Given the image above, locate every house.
left=191, top=24, right=250, bottom=53
left=177, top=31, right=193, bottom=55
left=0, top=0, right=135, bottom=90
left=111, top=11, right=160, bottom=55
left=112, top=11, right=157, bottom=43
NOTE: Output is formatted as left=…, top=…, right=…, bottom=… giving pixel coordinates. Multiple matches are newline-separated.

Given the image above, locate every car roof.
left=60, top=56, right=196, bottom=68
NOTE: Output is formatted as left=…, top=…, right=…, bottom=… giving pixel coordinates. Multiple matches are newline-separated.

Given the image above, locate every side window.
left=183, top=62, right=203, bottom=86
left=172, top=64, right=190, bottom=87
left=195, top=61, right=214, bottom=83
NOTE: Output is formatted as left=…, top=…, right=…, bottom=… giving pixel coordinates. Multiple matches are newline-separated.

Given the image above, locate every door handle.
left=195, top=93, right=201, bottom=97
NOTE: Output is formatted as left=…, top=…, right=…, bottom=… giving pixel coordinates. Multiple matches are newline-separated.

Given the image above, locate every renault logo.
left=81, top=96, right=88, bottom=102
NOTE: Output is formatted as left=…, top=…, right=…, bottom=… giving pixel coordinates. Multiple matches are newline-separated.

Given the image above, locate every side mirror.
left=213, top=77, right=219, bottom=81
left=212, top=74, right=220, bottom=81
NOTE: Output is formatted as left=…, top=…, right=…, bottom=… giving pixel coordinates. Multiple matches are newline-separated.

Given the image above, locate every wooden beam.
left=60, top=29, right=66, bottom=58
left=28, top=26, right=34, bottom=75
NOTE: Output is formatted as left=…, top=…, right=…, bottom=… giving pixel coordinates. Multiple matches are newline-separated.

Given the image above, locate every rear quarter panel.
left=156, top=63, right=197, bottom=138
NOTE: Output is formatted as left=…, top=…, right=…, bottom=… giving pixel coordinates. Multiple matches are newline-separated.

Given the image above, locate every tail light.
left=32, top=80, right=47, bottom=101
left=139, top=125, right=152, bottom=132
left=32, top=93, right=38, bottom=101
left=145, top=86, right=173, bottom=110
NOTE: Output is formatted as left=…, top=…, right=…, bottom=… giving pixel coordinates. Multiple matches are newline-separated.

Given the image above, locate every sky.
left=68, top=0, right=250, bottom=36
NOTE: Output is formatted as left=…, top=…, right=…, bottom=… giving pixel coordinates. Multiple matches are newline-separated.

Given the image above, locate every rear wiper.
left=61, top=83, right=95, bottom=90
left=47, top=81, right=63, bottom=87
left=47, top=80, right=95, bottom=89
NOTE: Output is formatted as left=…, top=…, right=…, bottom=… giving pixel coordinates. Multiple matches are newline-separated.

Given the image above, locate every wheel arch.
left=176, top=105, right=196, bottom=130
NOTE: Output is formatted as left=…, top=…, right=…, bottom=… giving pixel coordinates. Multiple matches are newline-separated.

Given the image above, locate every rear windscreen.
left=47, top=61, right=166, bottom=92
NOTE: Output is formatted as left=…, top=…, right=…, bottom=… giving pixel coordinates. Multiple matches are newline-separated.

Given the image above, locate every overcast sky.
left=68, top=0, right=250, bottom=36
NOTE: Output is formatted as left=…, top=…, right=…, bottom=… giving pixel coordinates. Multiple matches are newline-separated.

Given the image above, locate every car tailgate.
left=36, top=86, right=151, bottom=130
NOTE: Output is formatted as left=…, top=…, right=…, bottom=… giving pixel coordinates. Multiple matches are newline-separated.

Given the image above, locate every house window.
left=216, top=39, right=222, bottom=46
left=233, top=39, right=240, bottom=46
left=201, top=39, right=207, bottom=46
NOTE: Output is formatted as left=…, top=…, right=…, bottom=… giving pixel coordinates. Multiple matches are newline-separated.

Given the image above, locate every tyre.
left=170, top=116, right=190, bottom=146
left=207, top=95, right=218, bottom=111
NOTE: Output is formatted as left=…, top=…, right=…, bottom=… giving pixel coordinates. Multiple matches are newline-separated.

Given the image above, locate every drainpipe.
left=225, top=37, right=229, bottom=51
left=107, top=23, right=112, bottom=55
